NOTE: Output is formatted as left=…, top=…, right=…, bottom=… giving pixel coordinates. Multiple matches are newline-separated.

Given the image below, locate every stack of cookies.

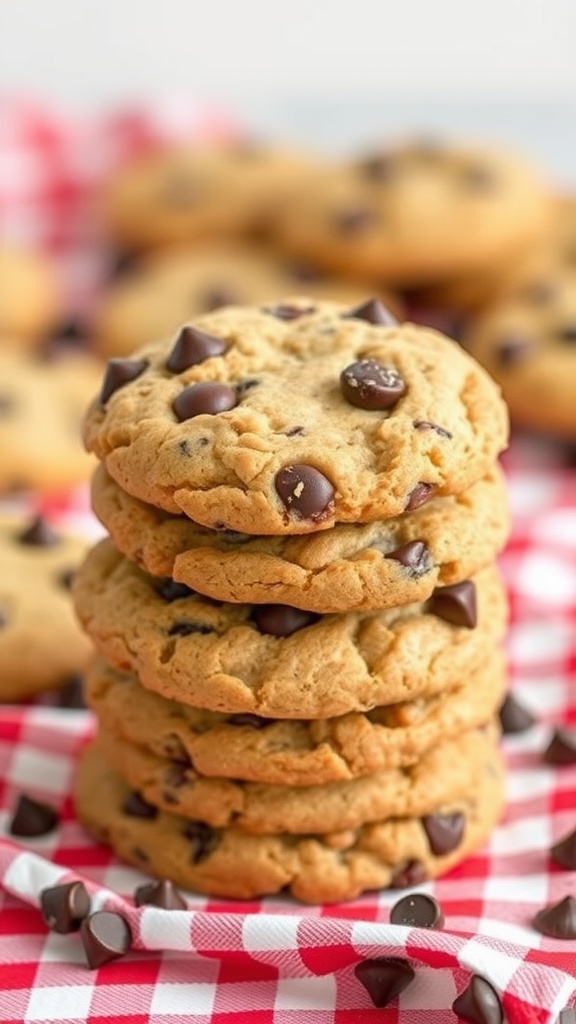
left=73, top=297, right=510, bottom=903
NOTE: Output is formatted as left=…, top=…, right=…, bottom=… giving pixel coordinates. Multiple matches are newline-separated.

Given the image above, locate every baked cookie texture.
left=0, top=515, right=93, bottom=700
left=83, top=300, right=508, bottom=534
left=0, top=246, right=62, bottom=347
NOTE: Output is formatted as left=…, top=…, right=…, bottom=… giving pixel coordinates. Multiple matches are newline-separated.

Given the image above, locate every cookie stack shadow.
left=72, top=297, right=510, bottom=903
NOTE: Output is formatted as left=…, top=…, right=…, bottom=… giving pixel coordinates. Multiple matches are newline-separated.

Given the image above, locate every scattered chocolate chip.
left=284, top=425, right=305, bottom=437
left=413, top=420, right=453, bottom=439
left=342, top=298, right=398, bottom=326
left=122, top=791, right=158, bottom=819
left=452, top=975, right=503, bottom=1024
left=498, top=693, right=535, bottom=734
left=460, top=164, right=497, bottom=190
left=403, top=299, right=465, bottom=341
left=551, top=826, right=576, bottom=869
left=333, top=207, right=375, bottom=234
left=182, top=820, right=219, bottom=863
left=0, top=393, right=15, bottom=414
left=132, top=845, right=150, bottom=862
left=57, top=675, right=86, bottom=709
left=340, top=359, right=406, bottom=411
left=164, top=763, right=189, bottom=789
left=228, top=713, right=273, bottom=729
left=58, top=567, right=76, bottom=589
left=390, top=892, right=445, bottom=929
left=166, top=325, right=228, bottom=372
left=389, top=860, right=428, bottom=888
left=157, top=579, right=195, bottom=602
left=9, top=795, right=58, bottom=837
left=405, top=482, right=435, bottom=512
left=385, top=540, right=431, bottom=577
left=252, top=604, right=319, bottom=637
left=235, top=378, right=260, bottom=397
left=354, top=957, right=415, bottom=1008
left=544, top=727, right=576, bottom=765
left=168, top=620, right=212, bottom=636
left=134, top=879, right=187, bottom=910
left=533, top=896, right=576, bottom=939
left=559, top=325, right=576, bottom=344
left=173, top=382, right=237, bottom=421
left=496, top=337, right=532, bottom=367
left=100, top=358, right=148, bottom=404
left=40, top=881, right=91, bottom=934
left=80, top=910, right=132, bottom=969
left=275, top=464, right=335, bottom=522
left=429, top=580, right=477, bottom=628
left=17, top=516, right=59, bottom=547
left=201, top=288, right=239, bottom=312
left=422, top=811, right=465, bottom=855
left=263, top=303, right=315, bottom=320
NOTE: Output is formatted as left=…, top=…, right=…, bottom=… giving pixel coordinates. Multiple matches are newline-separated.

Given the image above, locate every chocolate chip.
left=9, top=795, right=58, bottom=837
left=17, top=516, right=59, bottom=547
left=405, top=482, right=435, bottom=512
left=334, top=208, right=375, bottom=234
left=558, top=325, right=576, bottom=344
left=533, top=896, right=576, bottom=939
left=228, top=713, right=273, bottom=729
left=106, top=248, right=138, bottom=280
left=342, top=298, right=398, bottom=326
left=134, top=879, right=187, bottom=910
left=236, top=378, right=260, bottom=397
left=157, top=579, right=195, bottom=602
left=168, top=621, right=212, bottom=636
left=551, top=826, right=576, bottom=869
left=122, top=791, right=158, bottom=819
left=40, top=881, right=90, bottom=934
left=354, top=958, right=415, bottom=1008
left=414, top=420, right=453, bottom=439
left=275, top=465, right=335, bottom=522
left=389, top=859, right=428, bottom=888
left=201, top=288, right=239, bottom=312
left=252, top=604, right=319, bottom=637
left=498, top=693, right=535, bottom=734
left=164, top=763, right=189, bottom=789
left=182, top=820, right=219, bottom=863
left=429, top=580, right=477, bottom=628
left=284, top=425, right=305, bottom=437
left=263, top=303, right=315, bottom=320
left=390, top=892, right=445, bottom=929
left=496, top=337, right=532, bottom=367
left=166, top=325, right=228, bottom=372
left=100, top=358, right=148, bottom=405
left=422, top=811, right=465, bottom=855
left=57, top=675, right=86, bottom=709
left=58, top=567, right=76, bottom=589
left=80, top=911, right=132, bottom=969
left=544, top=727, right=576, bottom=765
left=385, top=541, right=431, bottom=577
left=452, top=975, right=503, bottom=1024
left=340, top=359, right=406, bottom=411
left=173, top=382, right=237, bottom=421
left=161, top=734, right=191, bottom=763
left=132, top=845, right=150, bottom=862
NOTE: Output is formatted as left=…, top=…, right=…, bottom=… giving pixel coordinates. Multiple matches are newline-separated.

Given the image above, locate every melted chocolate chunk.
left=80, top=911, right=132, bottom=969
left=18, top=516, right=59, bottom=547
left=452, top=975, right=503, bottom=1024
left=543, top=727, right=576, bottom=765
left=134, top=879, right=187, bottom=910
left=551, top=826, right=576, bottom=869
left=40, top=881, right=90, bottom=934
left=340, top=359, right=406, bottom=411
left=389, top=859, right=428, bottom=889
left=182, top=820, right=219, bottom=863
left=122, top=791, right=158, bottom=819
left=173, top=382, right=237, bottom=421
left=533, top=896, right=576, bottom=939
left=333, top=207, right=375, bottom=234
left=405, top=482, right=435, bottom=512
left=413, top=420, right=453, bottom=439
left=168, top=621, right=213, bottom=636
left=157, top=579, right=196, bottom=602
left=275, top=464, right=335, bottom=522
left=422, top=811, right=465, bottom=855
left=166, top=325, right=228, bottom=372
left=99, top=358, right=148, bottom=405
left=342, top=298, right=398, bottom=326
left=9, top=795, right=58, bottom=837
left=252, top=604, right=319, bottom=637
left=354, top=958, right=415, bottom=1007
left=385, top=540, right=431, bottom=577
left=429, top=580, right=477, bottom=629
left=390, top=892, right=445, bottom=929
left=498, top=693, right=535, bottom=735
left=263, top=303, right=315, bottom=320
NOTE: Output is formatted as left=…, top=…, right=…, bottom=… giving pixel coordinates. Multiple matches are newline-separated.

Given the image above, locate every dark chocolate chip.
left=235, top=378, right=260, bottom=397
left=558, top=325, right=576, bottom=344
left=164, top=763, right=189, bottom=789
left=0, top=393, right=15, bottom=414
left=405, top=482, right=435, bottom=512
left=166, top=325, right=228, bottom=372
left=452, top=975, right=503, bottom=1024
left=496, top=337, right=532, bottom=367
left=551, top=826, right=576, bottom=869
left=275, top=464, right=335, bottom=522
left=17, top=516, right=59, bottom=547
left=201, top=288, right=239, bottom=312
left=498, top=693, right=535, bottom=735
left=58, top=567, right=76, bottom=590
left=132, top=845, right=150, bottom=862
left=340, top=358, right=406, bottom=411
left=333, top=207, right=375, bottom=234
left=57, top=675, right=86, bottom=709
left=40, top=881, right=91, bottom=934
left=354, top=958, right=415, bottom=1007
left=228, top=713, right=274, bottom=729
left=80, top=911, right=132, bottom=969
left=161, top=734, right=191, bottom=763
left=414, top=420, right=453, bottom=439
left=429, top=580, right=477, bottom=629
left=252, top=604, right=319, bottom=637
left=422, top=811, right=465, bottom=855
left=100, top=358, right=148, bottom=405
left=157, top=578, right=196, bottom=602
left=182, top=820, right=219, bottom=863
left=284, top=425, right=305, bottom=437
left=533, top=896, right=576, bottom=939
left=263, top=303, right=315, bottom=320
left=389, top=860, right=428, bottom=888
left=122, top=791, right=158, bottom=819
left=134, top=879, right=187, bottom=910
left=390, top=892, right=445, bottom=929
left=173, top=382, right=237, bottom=421
left=342, top=298, right=398, bottom=326
left=385, top=541, right=431, bottom=577
left=543, top=727, right=576, bottom=765
left=168, top=621, right=213, bottom=636
left=9, top=795, right=58, bottom=837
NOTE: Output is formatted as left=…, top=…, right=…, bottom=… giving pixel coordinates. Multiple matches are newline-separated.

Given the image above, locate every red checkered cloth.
left=2, top=99, right=576, bottom=1023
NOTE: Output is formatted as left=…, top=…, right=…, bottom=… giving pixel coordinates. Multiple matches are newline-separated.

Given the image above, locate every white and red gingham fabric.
left=1, top=98, right=576, bottom=1023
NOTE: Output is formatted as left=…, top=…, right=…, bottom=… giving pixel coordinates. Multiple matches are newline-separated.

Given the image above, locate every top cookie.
left=83, top=299, right=508, bottom=535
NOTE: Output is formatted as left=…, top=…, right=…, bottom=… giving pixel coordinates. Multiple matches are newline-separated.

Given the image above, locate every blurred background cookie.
left=0, top=245, right=63, bottom=350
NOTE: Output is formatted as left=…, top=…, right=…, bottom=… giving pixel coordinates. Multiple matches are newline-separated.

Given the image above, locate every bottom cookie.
left=74, top=741, right=505, bottom=903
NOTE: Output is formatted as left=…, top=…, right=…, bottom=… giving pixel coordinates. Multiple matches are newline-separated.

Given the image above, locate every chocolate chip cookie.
left=0, top=246, right=62, bottom=349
